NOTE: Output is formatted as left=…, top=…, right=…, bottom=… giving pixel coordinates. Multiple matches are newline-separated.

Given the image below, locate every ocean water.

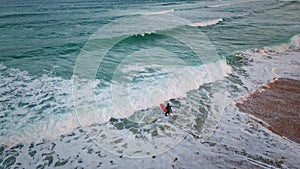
left=0, top=0, right=300, bottom=168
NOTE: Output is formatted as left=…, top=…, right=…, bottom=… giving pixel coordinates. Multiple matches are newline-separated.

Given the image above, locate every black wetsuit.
left=165, top=105, right=172, bottom=116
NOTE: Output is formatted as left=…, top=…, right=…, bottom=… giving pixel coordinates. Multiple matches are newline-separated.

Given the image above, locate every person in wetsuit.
left=165, top=103, right=173, bottom=116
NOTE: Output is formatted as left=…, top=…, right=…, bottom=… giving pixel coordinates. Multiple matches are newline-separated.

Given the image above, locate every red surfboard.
left=160, top=103, right=167, bottom=112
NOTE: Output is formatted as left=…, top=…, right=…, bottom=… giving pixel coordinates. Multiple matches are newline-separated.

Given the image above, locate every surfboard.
left=160, top=103, right=167, bottom=112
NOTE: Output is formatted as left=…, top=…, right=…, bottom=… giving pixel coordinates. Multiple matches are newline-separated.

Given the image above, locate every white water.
left=188, top=18, right=223, bottom=27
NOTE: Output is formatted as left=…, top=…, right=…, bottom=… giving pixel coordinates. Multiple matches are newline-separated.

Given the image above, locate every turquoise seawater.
left=1, top=0, right=299, bottom=77
left=0, top=0, right=299, bottom=168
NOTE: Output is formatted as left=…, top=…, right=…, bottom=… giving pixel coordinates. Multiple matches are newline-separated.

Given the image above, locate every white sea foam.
left=237, top=35, right=300, bottom=91
left=207, top=0, right=262, bottom=8
left=290, top=34, right=300, bottom=49
left=0, top=55, right=231, bottom=147
left=142, top=9, right=175, bottom=16
left=2, top=44, right=299, bottom=167
left=188, top=18, right=223, bottom=27
left=91, top=14, right=189, bottom=39
left=207, top=3, right=233, bottom=8
left=140, top=31, right=156, bottom=36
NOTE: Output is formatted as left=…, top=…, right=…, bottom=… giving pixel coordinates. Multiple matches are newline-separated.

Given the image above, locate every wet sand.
left=237, top=78, right=300, bottom=143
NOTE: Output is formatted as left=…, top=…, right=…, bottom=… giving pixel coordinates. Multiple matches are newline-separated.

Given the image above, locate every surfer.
left=165, top=103, right=173, bottom=116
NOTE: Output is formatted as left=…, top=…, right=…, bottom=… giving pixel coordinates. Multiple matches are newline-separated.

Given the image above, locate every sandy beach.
left=237, top=78, right=300, bottom=144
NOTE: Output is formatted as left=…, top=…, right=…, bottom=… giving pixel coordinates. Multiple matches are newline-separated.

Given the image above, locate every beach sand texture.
left=237, top=78, right=300, bottom=143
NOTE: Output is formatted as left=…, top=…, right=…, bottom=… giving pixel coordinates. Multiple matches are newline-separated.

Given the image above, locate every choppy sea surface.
left=0, top=0, right=299, bottom=168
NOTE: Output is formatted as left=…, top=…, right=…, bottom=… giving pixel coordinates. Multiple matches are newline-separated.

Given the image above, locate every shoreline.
left=236, top=78, right=300, bottom=144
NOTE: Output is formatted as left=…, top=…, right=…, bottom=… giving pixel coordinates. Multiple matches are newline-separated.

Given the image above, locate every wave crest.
left=142, top=9, right=175, bottom=16
left=188, top=18, right=223, bottom=27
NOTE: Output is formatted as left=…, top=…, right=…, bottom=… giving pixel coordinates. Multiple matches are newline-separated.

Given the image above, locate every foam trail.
left=207, top=3, right=233, bottom=8
left=143, top=9, right=175, bottom=15
left=189, top=18, right=223, bottom=27
left=207, top=0, right=263, bottom=8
